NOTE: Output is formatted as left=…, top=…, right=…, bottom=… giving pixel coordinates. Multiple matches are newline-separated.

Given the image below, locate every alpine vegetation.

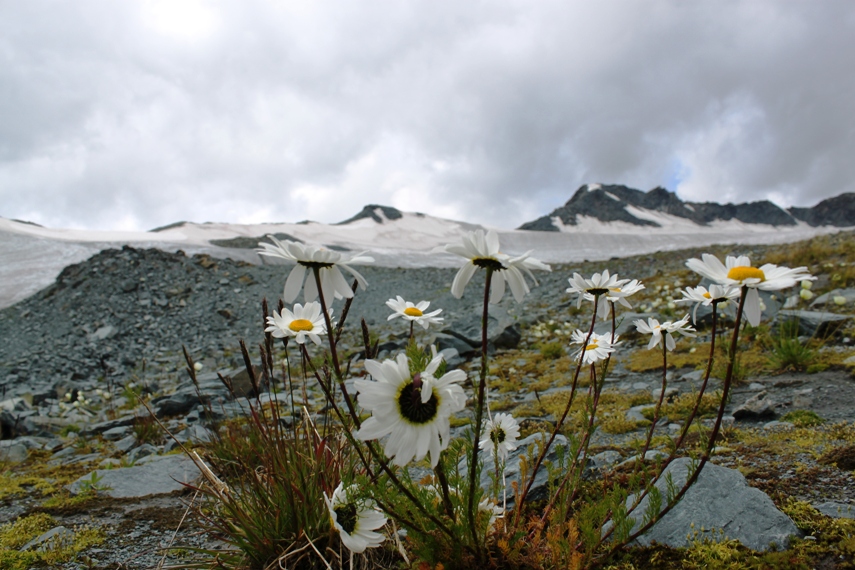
left=179, top=231, right=814, bottom=569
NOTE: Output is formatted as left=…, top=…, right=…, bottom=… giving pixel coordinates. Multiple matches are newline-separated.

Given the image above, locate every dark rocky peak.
left=789, top=193, right=855, bottom=227
left=519, top=184, right=804, bottom=231
left=336, top=204, right=405, bottom=225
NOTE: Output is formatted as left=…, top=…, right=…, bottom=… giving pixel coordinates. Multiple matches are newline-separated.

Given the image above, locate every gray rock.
left=624, top=457, right=801, bottom=551
left=114, top=434, right=138, bottom=453
left=66, top=454, right=200, bottom=498
left=153, top=392, right=203, bottom=417
left=20, top=526, right=75, bottom=552
left=733, top=391, right=777, bottom=420
left=126, top=443, right=158, bottom=464
left=102, top=425, right=132, bottom=441
left=811, top=288, right=855, bottom=307
left=776, top=309, right=852, bottom=337
left=0, top=441, right=28, bottom=463
left=813, top=501, right=855, bottom=519
left=82, top=414, right=137, bottom=436
left=444, top=305, right=522, bottom=351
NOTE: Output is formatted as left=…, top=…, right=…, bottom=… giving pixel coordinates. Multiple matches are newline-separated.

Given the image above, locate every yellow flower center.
left=703, top=292, right=712, bottom=299
left=585, top=342, right=599, bottom=351
left=727, top=266, right=765, bottom=282
left=289, top=319, right=314, bottom=332
left=404, top=307, right=424, bottom=317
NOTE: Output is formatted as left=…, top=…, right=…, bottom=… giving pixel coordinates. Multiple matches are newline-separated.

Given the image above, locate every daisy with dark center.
left=264, top=301, right=329, bottom=345
left=324, top=483, right=387, bottom=553
left=479, top=413, right=520, bottom=461
left=686, top=253, right=814, bottom=326
left=676, top=284, right=739, bottom=324
left=570, top=330, right=619, bottom=364
left=386, top=296, right=444, bottom=331
left=258, top=236, right=373, bottom=304
left=355, top=353, right=466, bottom=467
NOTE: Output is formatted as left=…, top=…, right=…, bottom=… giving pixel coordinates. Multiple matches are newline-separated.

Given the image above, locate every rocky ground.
left=1, top=234, right=855, bottom=568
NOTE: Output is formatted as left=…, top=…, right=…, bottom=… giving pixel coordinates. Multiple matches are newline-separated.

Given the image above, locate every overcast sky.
left=1, top=1, right=853, bottom=232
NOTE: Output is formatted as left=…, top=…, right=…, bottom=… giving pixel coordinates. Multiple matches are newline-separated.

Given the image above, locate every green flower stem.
left=311, top=267, right=360, bottom=429
left=516, top=294, right=600, bottom=514
left=467, top=267, right=493, bottom=553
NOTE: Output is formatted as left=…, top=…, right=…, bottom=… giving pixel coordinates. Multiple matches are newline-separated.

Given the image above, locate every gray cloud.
left=1, top=0, right=853, bottom=231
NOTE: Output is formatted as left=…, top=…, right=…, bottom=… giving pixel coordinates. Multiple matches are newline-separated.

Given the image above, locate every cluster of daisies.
left=253, top=230, right=813, bottom=554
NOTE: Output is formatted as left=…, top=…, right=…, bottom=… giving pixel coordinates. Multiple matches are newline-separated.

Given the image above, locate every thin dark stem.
left=636, top=341, right=669, bottom=465
left=516, top=294, right=600, bottom=514
left=467, top=267, right=493, bottom=553
left=311, top=267, right=360, bottom=429
left=598, top=287, right=748, bottom=560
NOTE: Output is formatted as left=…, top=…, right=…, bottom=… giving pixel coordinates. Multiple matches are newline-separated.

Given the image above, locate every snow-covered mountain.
left=519, top=184, right=855, bottom=231
left=1, top=192, right=851, bottom=309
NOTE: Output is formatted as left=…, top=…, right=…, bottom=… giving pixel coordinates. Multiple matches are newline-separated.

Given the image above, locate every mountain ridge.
left=518, top=184, right=855, bottom=231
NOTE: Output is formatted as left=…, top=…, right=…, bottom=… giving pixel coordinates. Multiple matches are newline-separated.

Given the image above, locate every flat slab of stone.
left=625, top=457, right=801, bottom=551
left=66, top=454, right=200, bottom=498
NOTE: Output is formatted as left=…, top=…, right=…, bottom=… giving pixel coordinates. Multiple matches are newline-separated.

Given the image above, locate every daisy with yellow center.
left=634, top=315, right=696, bottom=351
left=385, top=296, right=444, bottom=329
left=264, top=301, right=329, bottom=345
left=570, top=330, right=619, bottom=364
left=567, top=270, right=642, bottom=318
left=686, top=254, right=815, bottom=326
left=355, top=352, right=467, bottom=467
left=676, top=284, right=739, bottom=324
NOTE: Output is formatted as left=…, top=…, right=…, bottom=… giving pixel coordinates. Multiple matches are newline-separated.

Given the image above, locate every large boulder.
left=623, top=457, right=801, bottom=551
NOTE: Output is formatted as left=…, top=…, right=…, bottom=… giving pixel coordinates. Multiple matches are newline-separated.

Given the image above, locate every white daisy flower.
left=685, top=254, right=814, bottom=326
left=385, top=296, right=444, bottom=330
left=324, top=483, right=387, bottom=553
left=676, top=284, right=740, bottom=324
left=634, top=315, right=696, bottom=351
left=479, top=413, right=521, bottom=461
left=570, top=330, right=619, bottom=364
left=566, top=270, right=640, bottom=317
left=258, top=236, right=374, bottom=303
left=264, top=302, right=329, bottom=345
left=442, top=229, right=550, bottom=303
left=355, top=353, right=467, bottom=467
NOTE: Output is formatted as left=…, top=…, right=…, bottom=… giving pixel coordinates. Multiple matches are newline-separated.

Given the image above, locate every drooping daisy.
left=258, top=236, right=374, bottom=304
left=567, top=270, right=640, bottom=317
left=265, top=302, right=329, bottom=345
left=676, top=284, right=740, bottom=324
left=324, top=483, right=387, bottom=553
left=479, top=413, right=520, bottom=461
left=570, top=330, right=619, bottom=364
left=442, top=229, right=550, bottom=303
left=479, top=497, right=504, bottom=531
left=685, top=254, right=814, bottom=326
left=355, top=353, right=467, bottom=467
left=386, top=296, right=444, bottom=329
left=634, top=315, right=696, bottom=351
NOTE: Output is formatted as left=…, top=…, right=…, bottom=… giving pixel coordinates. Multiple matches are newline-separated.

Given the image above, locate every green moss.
left=780, top=410, right=824, bottom=428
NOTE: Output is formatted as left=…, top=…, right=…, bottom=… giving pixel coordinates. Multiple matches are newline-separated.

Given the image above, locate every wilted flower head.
left=386, top=296, right=444, bottom=330
left=324, top=483, right=387, bottom=553
left=258, top=236, right=373, bottom=304
left=685, top=253, right=814, bottom=326
left=634, top=315, right=696, bottom=351
left=442, top=229, right=550, bottom=303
